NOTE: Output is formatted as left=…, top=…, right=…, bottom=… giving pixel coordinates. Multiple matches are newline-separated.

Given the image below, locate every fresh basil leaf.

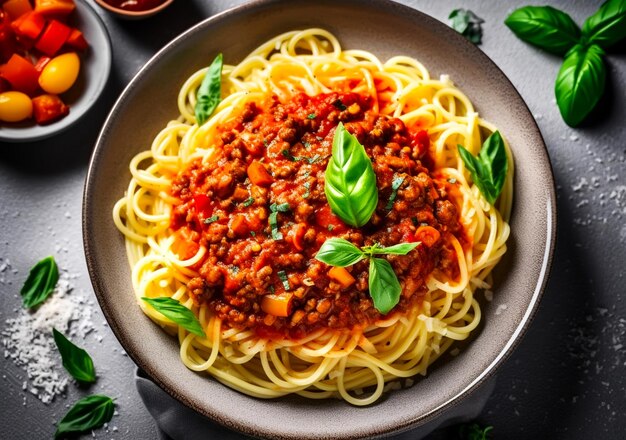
left=368, top=242, right=419, bottom=256
left=555, top=44, right=606, bottom=127
left=277, top=270, right=290, bottom=291
left=315, top=238, right=365, bottom=267
left=458, top=422, right=493, bottom=440
left=582, top=0, right=626, bottom=48
left=385, top=175, right=405, bottom=211
left=53, top=328, right=96, bottom=383
left=141, top=297, right=206, bottom=337
left=449, top=9, right=484, bottom=44
left=368, top=258, right=401, bottom=314
left=457, top=131, right=508, bottom=205
left=324, top=122, right=378, bottom=227
left=20, top=255, right=59, bottom=308
left=505, top=6, right=580, bottom=56
left=195, top=53, right=223, bottom=125
left=55, top=395, right=114, bottom=439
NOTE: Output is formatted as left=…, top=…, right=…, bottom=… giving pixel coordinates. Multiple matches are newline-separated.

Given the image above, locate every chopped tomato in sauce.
left=172, top=92, right=467, bottom=339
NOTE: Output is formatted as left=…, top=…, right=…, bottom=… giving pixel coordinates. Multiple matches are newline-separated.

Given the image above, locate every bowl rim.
left=0, top=0, right=112, bottom=143
left=83, top=0, right=557, bottom=437
left=93, top=0, right=174, bottom=17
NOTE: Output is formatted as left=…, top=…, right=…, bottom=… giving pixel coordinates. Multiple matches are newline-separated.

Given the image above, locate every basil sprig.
left=448, top=9, right=485, bottom=44
left=506, top=1, right=626, bottom=126
left=53, top=328, right=96, bottom=383
left=505, top=6, right=581, bottom=55
left=55, top=395, right=114, bottom=439
left=315, top=238, right=418, bottom=314
left=195, top=53, right=223, bottom=125
left=141, top=297, right=206, bottom=337
left=556, top=44, right=606, bottom=127
left=457, top=131, right=507, bottom=205
left=324, top=123, right=378, bottom=228
left=20, top=255, right=59, bottom=308
left=582, top=0, right=626, bottom=47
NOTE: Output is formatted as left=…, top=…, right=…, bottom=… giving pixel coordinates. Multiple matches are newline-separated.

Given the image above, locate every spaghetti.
left=113, top=28, right=512, bottom=406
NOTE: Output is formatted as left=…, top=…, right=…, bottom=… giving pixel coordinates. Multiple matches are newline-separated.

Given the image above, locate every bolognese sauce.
left=170, top=92, right=465, bottom=339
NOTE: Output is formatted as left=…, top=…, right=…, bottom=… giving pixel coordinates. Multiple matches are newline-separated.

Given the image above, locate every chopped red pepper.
left=33, top=55, right=51, bottom=72
left=193, top=194, right=213, bottom=216
left=31, top=93, right=69, bottom=124
left=0, top=11, right=17, bottom=63
left=0, top=53, right=39, bottom=95
left=34, top=19, right=70, bottom=56
left=65, top=28, right=87, bottom=51
left=14, top=11, right=45, bottom=41
left=3, top=0, right=33, bottom=20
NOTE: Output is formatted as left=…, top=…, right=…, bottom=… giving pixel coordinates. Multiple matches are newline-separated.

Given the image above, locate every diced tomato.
left=0, top=11, right=17, bottom=63
left=315, top=205, right=348, bottom=234
left=34, top=0, right=75, bottom=18
left=0, top=53, right=39, bottom=95
left=31, top=93, right=69, bottom=124
left=65, top=28, right=87, bottom=51
left=35, top=19, right=70, bottom=56
left=14, top=11, right=45, bottom=40
left=3, top=0, right=33, bottom=20
left=193, top=194, right=212, bottom=216
left=33, top=55, right=51, bottom=72
left=411, top=129, right=430, bottom=157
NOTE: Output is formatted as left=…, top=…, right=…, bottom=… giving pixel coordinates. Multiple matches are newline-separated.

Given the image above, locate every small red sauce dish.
left=93, top=0, right=173, bottom=19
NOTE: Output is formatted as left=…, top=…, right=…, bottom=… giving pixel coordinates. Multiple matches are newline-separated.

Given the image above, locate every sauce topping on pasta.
left=170, top=92, right=466, bottom=339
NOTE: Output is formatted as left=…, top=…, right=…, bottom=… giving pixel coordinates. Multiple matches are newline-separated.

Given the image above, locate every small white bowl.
left=93, top=0, right=174, bottom=20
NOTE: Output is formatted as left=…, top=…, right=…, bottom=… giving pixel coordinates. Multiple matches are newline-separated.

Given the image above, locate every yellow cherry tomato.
left=38, top=52, right=81, bottom=95
left=0, top=91, right=33, bottom=123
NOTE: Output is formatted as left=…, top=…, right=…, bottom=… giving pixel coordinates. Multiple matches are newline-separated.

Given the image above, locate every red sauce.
left=103, top=0, right=167, bottom=11
left=170, top=92, right=467, bottom=339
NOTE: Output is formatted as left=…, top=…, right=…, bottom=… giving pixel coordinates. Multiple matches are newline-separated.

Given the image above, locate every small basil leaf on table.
left=505, top=6, right=581, bottom=56
left=457, top=130, right=508, bottom=205
left=53, top=328, right=96, bottom=383
left=449, top=9, right=485, bottom=45
left=55, top=395, right=114, bottom=439
left=315, top=238, right=365, bottom=267
left=141, top=297, right=206, bottom=337
left=324, top=122, right=378, bottom=227
left=20, top=255, right=59, bottom=308
left=555, top=44, right=606, bottom=127
left=195, top=53, right=223, bottom=125
left=368, top=258, right=402, bottom=315
left=582, top=0, right=626, bottom=48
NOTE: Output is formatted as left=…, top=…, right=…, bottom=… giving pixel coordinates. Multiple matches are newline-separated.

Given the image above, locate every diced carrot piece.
left=328, top=266, right=355, bottom=288
left=247, top=160, right=273, bottom=186
left=261, top=293, right=293, bottom=317
left=3, top=0, right=32, bottom=20
left=287, top=223, right=307, bottom=251
left=229, top=214, right=249, bottom=236
left=34, top=0, right=75, bottom=18
left=415, top=225, right=440, bottom=247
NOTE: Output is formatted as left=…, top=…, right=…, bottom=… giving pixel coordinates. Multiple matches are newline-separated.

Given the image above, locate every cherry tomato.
left=38, top=51, right=80, bottom=94
left=0, top=90, right=33, bottom=122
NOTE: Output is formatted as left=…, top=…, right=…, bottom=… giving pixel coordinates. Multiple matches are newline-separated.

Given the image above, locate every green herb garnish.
left=307, top=113, right=317, bottom=119
left=303, top=182, right=311, bottom=198
left=141, top=297, right=206, bottom=337
left=332, top=99, right=347, bottom=111
left=324, top=122, right=378, bottom=227
left=315, top=238, right=418, bottom=314
left=506, top=1, right=626, bottom=126
left=449, top=9, right=484, bottom=44
left=269, top=203, right=290, bottom=240
left=20, top=255, right=59, bottom=308
left=195, top=53, right=223, bottom=125
left=281, top=149, right=296, bottom=161
left=457, top=131, right=507, bottom=205
left=55, top=395, right=114, bottom=439
left=53, top=328, right=96, bottom=383
left=242, top=197, right=255, bottom=207
left=204, top=215, right=219, bottom=224
left=277, top=270, right=290, bottom=291
left=458, top=422, right=494, bottom=440
left=385, top=175, right=405, bottom=211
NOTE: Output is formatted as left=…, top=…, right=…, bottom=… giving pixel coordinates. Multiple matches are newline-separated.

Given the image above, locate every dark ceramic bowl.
left=83, top=0, right=556, bottom=438
left=0, top=0, right=111, bottom=143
